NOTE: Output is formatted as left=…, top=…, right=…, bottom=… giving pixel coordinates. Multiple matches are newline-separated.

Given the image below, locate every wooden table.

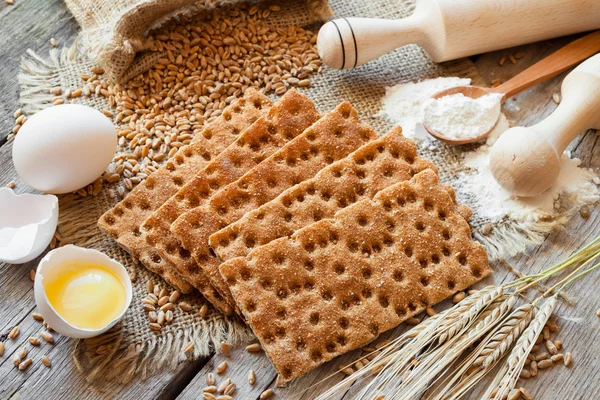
left=1, top=1, right=599, bottom=399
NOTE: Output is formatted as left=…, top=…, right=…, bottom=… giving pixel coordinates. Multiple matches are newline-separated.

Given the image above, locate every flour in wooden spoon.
left=380, top=77, right=599, bottom=223
left=423, top=92, right=502, bottom=140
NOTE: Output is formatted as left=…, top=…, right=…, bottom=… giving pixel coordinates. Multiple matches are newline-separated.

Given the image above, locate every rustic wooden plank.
left=0, top=0, right=79, bottom=142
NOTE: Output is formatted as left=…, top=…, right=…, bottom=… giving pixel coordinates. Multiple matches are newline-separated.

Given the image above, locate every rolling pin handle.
left=535, top=53, right=600, bottom=153
left=317, top=17, right=424, bottom=70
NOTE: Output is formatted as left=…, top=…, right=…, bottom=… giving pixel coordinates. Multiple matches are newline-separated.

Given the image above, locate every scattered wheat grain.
left=537, top=359, right=553, bottom=369
left=216, top=361, right=228, bottom=374
left=41, top=331, right=54, bottom=344
left=19, top=358, right=32, bottom=371
left=217, top=378, right=231, bottom=393
left=564, top=352, right=572, bottom=367
left=242, top=370, right=254, bottom=388
left=246, top=343, right=262, bottom=353
left=28, top=337, right=40, bottom=346
left=545, top=340, right=558, bottom=355
left=8, top=326, right=19, bottom=340
left=221, top=343, right=231, bottom=357
left=452, top=291, right=466, bottom=303
left=207, top=372, right=216, bottom=386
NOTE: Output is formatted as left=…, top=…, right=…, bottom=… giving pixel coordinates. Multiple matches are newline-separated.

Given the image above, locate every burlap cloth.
left=17, top=0, right=565, bottom=384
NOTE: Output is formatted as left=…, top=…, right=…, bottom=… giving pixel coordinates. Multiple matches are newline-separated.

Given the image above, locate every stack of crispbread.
left=98, top=89, right=490, bottom=380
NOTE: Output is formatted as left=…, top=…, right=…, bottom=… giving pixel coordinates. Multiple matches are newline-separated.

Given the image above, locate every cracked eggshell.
left=12, top=104, right=117, bottom=194
left=34, top=245, right=132, bottom=339
left=0, top=188, right=58, bottom=264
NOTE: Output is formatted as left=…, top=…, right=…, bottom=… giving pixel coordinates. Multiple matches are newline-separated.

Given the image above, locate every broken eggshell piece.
left=0, top=188, right=58, bottom=264
left=34, top=245, right=132, bottom=339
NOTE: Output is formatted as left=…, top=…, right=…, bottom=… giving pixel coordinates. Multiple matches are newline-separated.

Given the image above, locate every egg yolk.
left=43, top=260, right=126, bottom=330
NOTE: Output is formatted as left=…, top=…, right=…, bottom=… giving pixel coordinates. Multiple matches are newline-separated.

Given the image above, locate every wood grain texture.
left=0, top=2, right=599, bottom=398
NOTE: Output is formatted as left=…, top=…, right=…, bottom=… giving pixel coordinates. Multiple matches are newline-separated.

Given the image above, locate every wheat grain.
left=217, top=378, right=231, bottom=393
left=41, top=355, right=52, bottom=368
left=206, top=372, right=216, bottom=386
left=246, top=343, right=262, bottom=352
left=220, top=343, right=231, bottom=357
left=545, top=340, right=558, bottom=355
left=8, top=326, right=20, bottom=340
left=452, top=291, right=466, bottom=303
left=28, top=337, right=40, bottom=346
left=564, top=352, right=572, bottom=367
left=19, top=358, right=32, bottom=371
left=216, top=361, right=228, bottom=374
left=537, top=359, right=553, bottom=369
left=248, top=369, right=256, bottom=385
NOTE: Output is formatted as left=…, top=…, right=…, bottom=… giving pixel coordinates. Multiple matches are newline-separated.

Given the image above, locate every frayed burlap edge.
left=19, top=43, right=254, bottom=384
left=474, top=215, right=568, bottom=262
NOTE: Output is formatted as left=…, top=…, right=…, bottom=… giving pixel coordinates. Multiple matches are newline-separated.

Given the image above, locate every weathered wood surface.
left=0, top=0, right=599, bottom=398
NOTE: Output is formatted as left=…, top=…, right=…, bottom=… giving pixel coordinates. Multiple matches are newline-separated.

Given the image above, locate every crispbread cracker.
left=209, top=126, right=436, bottom=262
left=98, top=89, right=271, bottom=297
left=140, top=89, right=320, bottom=311
left=172, top=101, right=377, bottom=306
left=219, top=169, right=490, bottom=381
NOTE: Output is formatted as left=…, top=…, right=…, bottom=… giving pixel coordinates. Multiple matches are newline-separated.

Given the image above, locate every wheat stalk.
left=392, top=293, right=516, bottom=400
left=428, top=301, right=534, bottom=400
left=483, top=296, right=557, bottom=400
left=313, top=310, right=447, bottom=400
left=339, top=288, right=507, bottom=400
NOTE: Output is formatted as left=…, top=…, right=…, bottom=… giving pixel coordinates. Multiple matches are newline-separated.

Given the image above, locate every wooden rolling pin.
left=318, top=0, right=600, bottom=70
left=490, top=54, right=600, bottom=197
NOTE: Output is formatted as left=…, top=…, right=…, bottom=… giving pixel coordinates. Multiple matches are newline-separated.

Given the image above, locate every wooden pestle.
left=490, top=54, right=600, bottom=197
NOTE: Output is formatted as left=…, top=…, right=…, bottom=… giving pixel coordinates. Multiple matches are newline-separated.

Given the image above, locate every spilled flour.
left=380, top=77, right=599, bottom=224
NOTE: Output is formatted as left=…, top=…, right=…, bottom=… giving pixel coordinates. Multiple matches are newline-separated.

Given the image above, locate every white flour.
left=380, top=77, right=471, bottom=140
left=422, top=93, right=502, bottom=140
left=380, top=78, right=599, bottom=223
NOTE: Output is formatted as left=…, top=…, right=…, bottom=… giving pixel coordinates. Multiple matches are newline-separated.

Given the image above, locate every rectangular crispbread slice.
left=97, top=89, right=272, bottom=298
left=172, top=102, right=378, bottom=307
left=209, top=126, right=437, bottom=262
left=219, top=169, right=490, bottom=381
left=139, top=89, right=321, bottom=312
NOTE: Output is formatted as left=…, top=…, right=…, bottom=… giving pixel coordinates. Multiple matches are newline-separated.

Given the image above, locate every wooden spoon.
left=423, top=30, right=600, bottom=144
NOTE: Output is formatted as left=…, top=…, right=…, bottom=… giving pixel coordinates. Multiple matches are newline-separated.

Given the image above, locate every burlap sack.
left=66, top=0, right=332, bottom=82
left=17, top=0, right=570, bottom=383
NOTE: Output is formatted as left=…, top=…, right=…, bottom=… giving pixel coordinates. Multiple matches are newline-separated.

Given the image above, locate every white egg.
left=12, top=104, right=117, bottom=194
left=0, top=188, right=58, bottom=264
left=34, top=245, right=132, bottom=339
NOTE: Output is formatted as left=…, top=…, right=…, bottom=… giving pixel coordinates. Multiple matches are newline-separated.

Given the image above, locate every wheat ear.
left=483, top=296, right=557, bottom=400
left=396, top=293, right=516, bottom=400
left=429, top=302, right=534, bottom=400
